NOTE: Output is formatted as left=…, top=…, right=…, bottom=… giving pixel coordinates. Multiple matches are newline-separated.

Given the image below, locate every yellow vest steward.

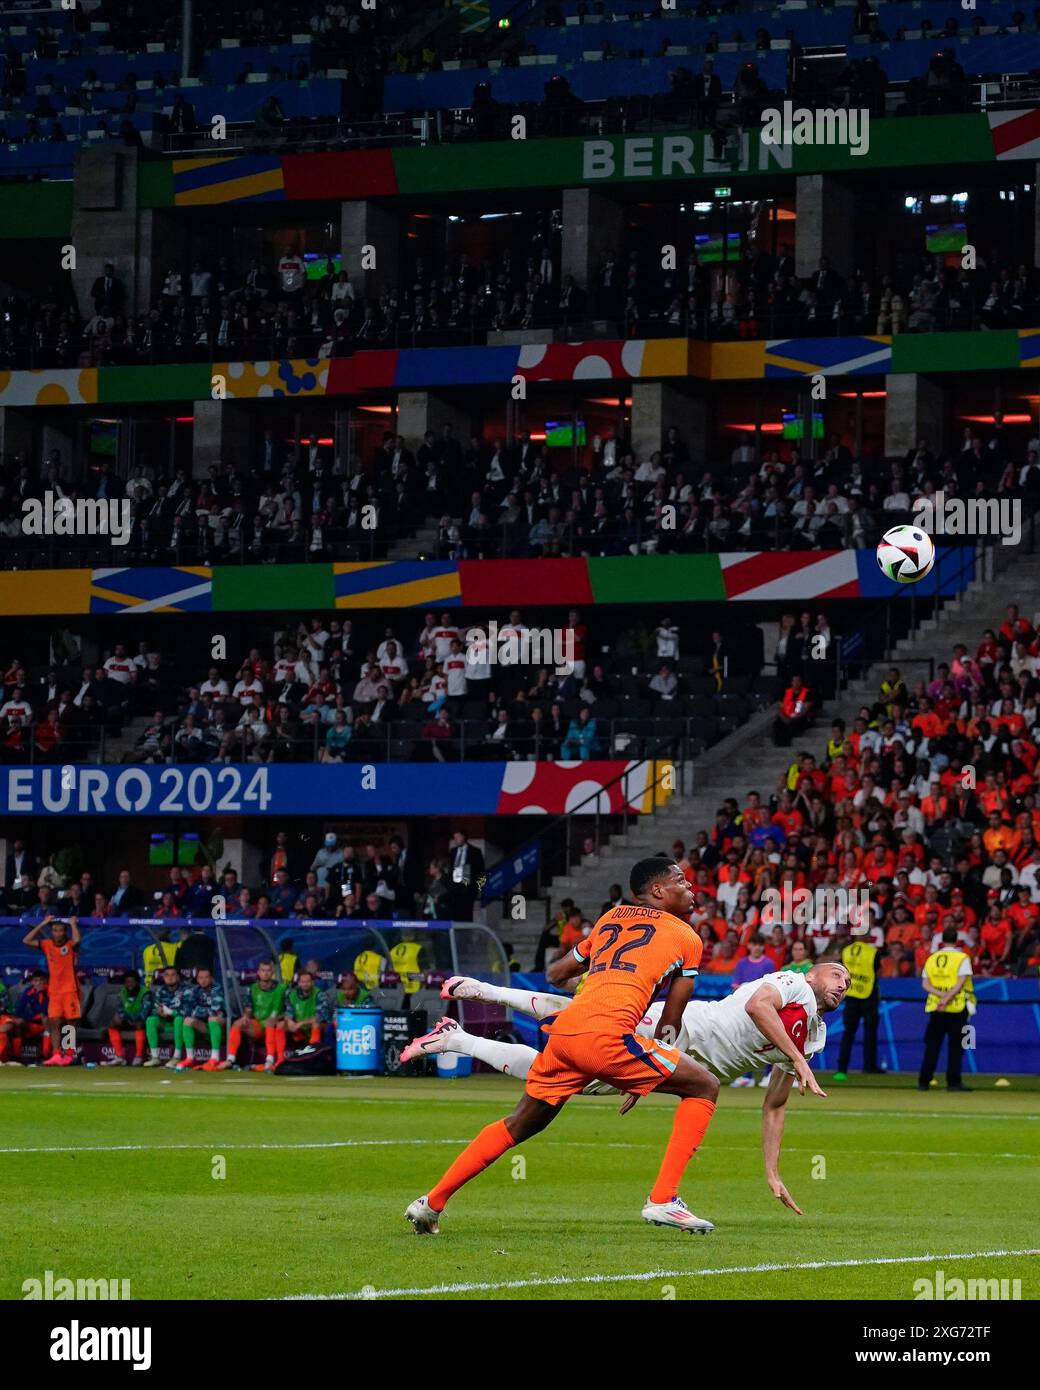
left=142, top=940, right=179, bottom=985
left=842, top=942, right=878, bottom=1000
left=391, top=941, right=423, bottom=995
left=923, top=948, right=975, bottom=1014
left=278, top=952, right=298, bottom=985
left=352, top=950, right=384, bottom=990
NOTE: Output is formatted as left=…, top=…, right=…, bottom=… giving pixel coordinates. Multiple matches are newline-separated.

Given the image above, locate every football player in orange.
left=405, top=857, right=721, bottom=1236
left=22, top=914, right=81, bottom=1065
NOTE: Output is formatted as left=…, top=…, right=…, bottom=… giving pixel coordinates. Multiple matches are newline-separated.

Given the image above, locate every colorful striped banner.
left=333, top=561, right=461, bottom=609
left=0, top=327, right=1036, bottom=411
left=721, top=551, right=859, bottom=602
left=0, top=551, right=978, bottom=617
left=172, top=154, right=285, bottom=206
left=89, top=567, right=213, bottom=614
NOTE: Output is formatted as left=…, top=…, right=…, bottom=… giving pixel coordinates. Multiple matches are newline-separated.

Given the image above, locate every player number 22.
left=588, top=923, right=656, bottom=974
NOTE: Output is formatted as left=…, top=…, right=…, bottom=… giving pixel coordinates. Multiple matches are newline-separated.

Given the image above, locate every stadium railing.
left=0, top=506, right=994, bottom=571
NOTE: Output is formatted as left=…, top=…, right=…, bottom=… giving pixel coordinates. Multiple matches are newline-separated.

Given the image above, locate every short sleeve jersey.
left=655, top=970, right=823, bottom=1080
left=555, top=903, right=702, bottom=1037
left=40, top=938, right=78, bottom=995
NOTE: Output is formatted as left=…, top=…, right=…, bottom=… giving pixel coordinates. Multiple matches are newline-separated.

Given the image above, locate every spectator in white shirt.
left=464, top=628, right=492, bottom=683
left=654, top=619, right=680, bottom=661
left=0, top=689, right=32, bottom=721
left=103, top=646, right=137, bottom=685
left=432, top=614, right=460, bottom=663
left=278, top=250, right=306, bottom=296
left=715, top=865, right=745, bottom=918
left=200, top=668, right=230, bottom=699
left=379, top=640, right=407, bottom=684
left=648, top=663, right=678, bottom=700
left=444, top=640, right=469, bottom=699
left=232, top=668, right=264, bottom=705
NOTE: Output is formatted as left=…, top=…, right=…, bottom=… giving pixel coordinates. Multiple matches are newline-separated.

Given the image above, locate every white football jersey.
left=639, top=971, right=825, bottom=1081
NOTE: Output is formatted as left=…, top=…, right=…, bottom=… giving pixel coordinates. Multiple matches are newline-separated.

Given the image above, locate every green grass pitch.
left=1, top=1069, right=1037, bottom=1301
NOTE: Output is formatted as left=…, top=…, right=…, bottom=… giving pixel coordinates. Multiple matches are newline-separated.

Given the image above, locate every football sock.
left=428, top=1118, right=516, bottom=1212
left=448, top=1029, right=538, bottom=1079
left=649, top=1097, right=717, bottom=1205
left=107, top=1027, right=124, bottom=1058
left=459, top=981, right=566, bottom=1021
left=207, top=1020, right=223, bottom=1053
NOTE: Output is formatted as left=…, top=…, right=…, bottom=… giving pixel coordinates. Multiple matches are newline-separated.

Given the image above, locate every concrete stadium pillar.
left=136, top=208, right=194, bottom=318
left=630, top=380, right=710, bottom=468
left=795, top=174, right=858, bottom=281
left=341, top=201, right=402, bottom=303
left=0, top=405, right=34, bottom=467
left=560, top=187, right=625, bottom=292
left=396, top=391, right=475, bottom=451
left=884, top=374, right=948, bottom=458
left=192, top=399, right=254, bottom=478
left=70, top=147, right=143, bottom=320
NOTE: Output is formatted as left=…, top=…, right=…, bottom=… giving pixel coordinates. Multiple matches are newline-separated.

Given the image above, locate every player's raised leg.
left=401, top=1015, right=539, bottom=1077
left=442, top=975, right=568, bottom=1021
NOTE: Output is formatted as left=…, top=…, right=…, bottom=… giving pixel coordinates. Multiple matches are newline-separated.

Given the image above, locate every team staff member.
left=833, top=936, right=881, bottom=1079
left=22, top=914, right=81, bottom=1066
left=917, top=925, right=975, bottom=1092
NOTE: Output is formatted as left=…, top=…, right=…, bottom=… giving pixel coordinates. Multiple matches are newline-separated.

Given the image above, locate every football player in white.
left=403, top=959, right=849, bottom=1215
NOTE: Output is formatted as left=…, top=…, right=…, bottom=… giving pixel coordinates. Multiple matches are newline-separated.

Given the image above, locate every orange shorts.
left=525, top=1029, right=682, bottom=1107
left=48, top=992, right=81, bottom=1020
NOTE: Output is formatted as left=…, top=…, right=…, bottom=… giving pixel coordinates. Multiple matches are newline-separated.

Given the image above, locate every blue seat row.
left=384, top=50, right=788, bottom=111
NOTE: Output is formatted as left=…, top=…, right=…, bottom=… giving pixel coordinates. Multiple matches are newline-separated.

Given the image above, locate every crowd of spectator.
left=0, top=606, right=770, bottom=767
left=0, top=823, right=482, bottom=925
left=4, top=598, right=1040, bottom=985
left=533, top=600, right=1040, bottom=980
left=3, top=404, right=1038, bottom=574
left=8, top=223, right=1040, bottom=381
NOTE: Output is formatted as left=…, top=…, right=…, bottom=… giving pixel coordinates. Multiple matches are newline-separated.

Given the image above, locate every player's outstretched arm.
left=745, top=984, right=826, bottom=1098
left=761, top=1069, right=802, bottom=1215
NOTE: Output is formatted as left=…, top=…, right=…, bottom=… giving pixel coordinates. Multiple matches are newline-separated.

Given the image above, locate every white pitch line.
left=0, top=1135, right=1031, bottom=1160
left=0, top=1138, right=476, bottom=1155
left=281, top=1247, right=1040, bottom=1301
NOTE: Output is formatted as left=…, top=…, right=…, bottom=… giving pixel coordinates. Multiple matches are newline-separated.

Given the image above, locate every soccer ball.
left=876, top=525, right=935, bottom=584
